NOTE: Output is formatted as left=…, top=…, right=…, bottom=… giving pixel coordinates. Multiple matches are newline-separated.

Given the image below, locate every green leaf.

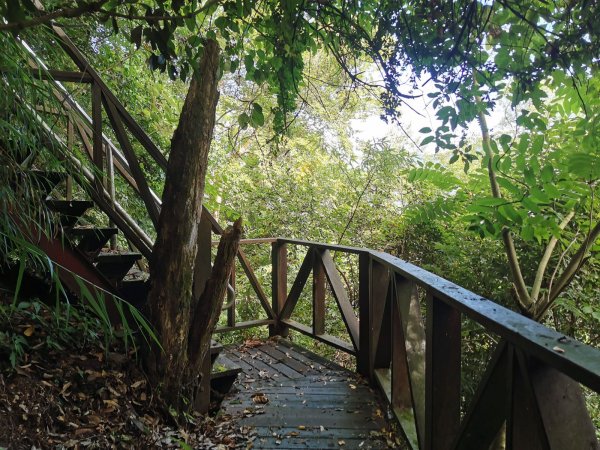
left=250, top=103, right=265, bottom=127
left=476, top=197, right=506, bottom=207
left=420, top=136, right=434, bottom=146
left=238, top=112, right=250, bottom=129
left=498, top=205, right=521, bottom=223
left=531, top=135, right=545, bottom=154
left=530, top=187, right=549, bottom=204
left=244, top=54, right=254, bottom=72
left=540, top=165, right=554, bottom=183
left=500, top=156, right=512, bottom=172
left=568, top=153, right=600, bottom=179
left=543, top=183, right=560, bottom=199
left=521, top=224, right=534, bottom=241
left=497, top=177, right=521, bottom=196
left=214, top=16, right=228, bottom=31
left=524, top=167, right=536, bottom=185
left=419, top=127, right=432, bottom=134
left=522, top=196, right=541, bottom=213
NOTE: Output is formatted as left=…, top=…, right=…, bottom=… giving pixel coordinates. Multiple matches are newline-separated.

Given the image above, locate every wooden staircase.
left=1, top=14, right=245, bottom=403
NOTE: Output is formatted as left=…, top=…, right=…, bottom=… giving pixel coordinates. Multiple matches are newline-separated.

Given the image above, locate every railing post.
left=425, top=294, right=461, bottom=450
left=66, top=117, right=73, bottom=201
left=105, top=142, right=117, bottom=250
left=371, top=260, right=392, bottom=376
left=313, top=250, right=325, bottom=336
left=357, top=252, right=371, bottom=378
left=91, top=81, right=103, bottom=193
left=270, top=241, right=287, bottom=337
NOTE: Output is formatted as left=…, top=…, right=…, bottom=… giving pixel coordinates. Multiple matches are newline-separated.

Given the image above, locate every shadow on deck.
left=220, top=338, right=403, bottom=449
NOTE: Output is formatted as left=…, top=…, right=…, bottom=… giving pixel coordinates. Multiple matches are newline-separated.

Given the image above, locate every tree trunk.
left=143, top=39, right=227, bottom=410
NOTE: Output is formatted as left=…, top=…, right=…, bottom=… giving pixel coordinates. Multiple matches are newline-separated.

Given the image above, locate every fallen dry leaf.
left=131, top=380, right=145, bottom=389
left=251, top=393, right=269, bottom=404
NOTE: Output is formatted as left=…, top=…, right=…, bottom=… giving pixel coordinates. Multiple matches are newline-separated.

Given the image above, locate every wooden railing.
left=215, top=237, right=600, bottom=449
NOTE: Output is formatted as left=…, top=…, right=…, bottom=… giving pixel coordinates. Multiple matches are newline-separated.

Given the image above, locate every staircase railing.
left=7, top=22, right=266, bottom=314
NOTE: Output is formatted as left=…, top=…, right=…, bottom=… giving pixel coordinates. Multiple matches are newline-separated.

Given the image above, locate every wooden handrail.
left=210, top=237, right=600, bottom=449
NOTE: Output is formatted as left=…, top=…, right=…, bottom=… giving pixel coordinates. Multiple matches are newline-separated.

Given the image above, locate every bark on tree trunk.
left=142, top=39, right=230, bottom=410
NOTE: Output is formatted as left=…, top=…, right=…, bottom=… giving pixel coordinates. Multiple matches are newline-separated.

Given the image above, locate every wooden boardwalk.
left=220, top=338, right=401, bottom=449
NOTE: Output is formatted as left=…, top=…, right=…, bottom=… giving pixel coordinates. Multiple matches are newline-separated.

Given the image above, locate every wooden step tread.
left=30, top=170, right=67, bottom=196
left=69, top=226, right=117, bottom=237
left=95, top=252, right=142, bottom=282
left=70, top=227, right=118, bottom=259
left=46, top=199, right=94, bottom=227
left=211, top=339, right=224, bottom=355
left=118, top=279, right=149, bottom=308
left=46, top=199, right=94, bottom=210
left=95, top=251, right=142, bottom=262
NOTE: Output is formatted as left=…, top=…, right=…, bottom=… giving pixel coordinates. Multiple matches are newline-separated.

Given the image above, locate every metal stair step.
left=95, top=251, right=142, bottom=282
left=119, top=278, right=149, bottom=308
left=30, top=170, right=67, bottom=197
left=211, top=339, right=224, bottom=364
left=46, top=199, right=95, bottom=227
left=211, top=354, right=242, bottom=398
left=69, top=226, right=118, bottom=258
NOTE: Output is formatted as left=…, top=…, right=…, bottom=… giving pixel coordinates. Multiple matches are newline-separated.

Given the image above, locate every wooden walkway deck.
left=220, top=338, right=402, bottom=449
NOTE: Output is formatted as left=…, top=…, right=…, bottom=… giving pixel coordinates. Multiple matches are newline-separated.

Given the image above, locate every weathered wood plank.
left=226, top=408, right=384, bottom=429
left=396, top=274, right=426, bottom=447
left=453, top=343, right=509, bottom=450
left=274, top=338, right=344, bottom=370
left=369, top=250, right=600, bottom=393
left=221, top=340, right=400, bottom=449
left=237, top=249, right=275, bottom=319
left=358, top=252, right=371, bottom=377
left=257, top=344, right=311, bottom=374
left=50, top=25, right=169, bottom=170
left=391, top=278, right=419, bottom=450
left=371, top=260, right=391, bottom=371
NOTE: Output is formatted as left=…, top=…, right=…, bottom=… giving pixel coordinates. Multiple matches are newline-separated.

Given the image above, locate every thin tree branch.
left=476, top=96, right=532, bottom=311
left=536, top=230, right=580, bottom=320
left=0, top=0, right=108, bottom=31
left=101, top=0, right=221, bottom=22
left=547, top=220, right=600, bottom=304
left=530, top=210, right=575, bottom=303
left=1, top=0, right=222, bottom=32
